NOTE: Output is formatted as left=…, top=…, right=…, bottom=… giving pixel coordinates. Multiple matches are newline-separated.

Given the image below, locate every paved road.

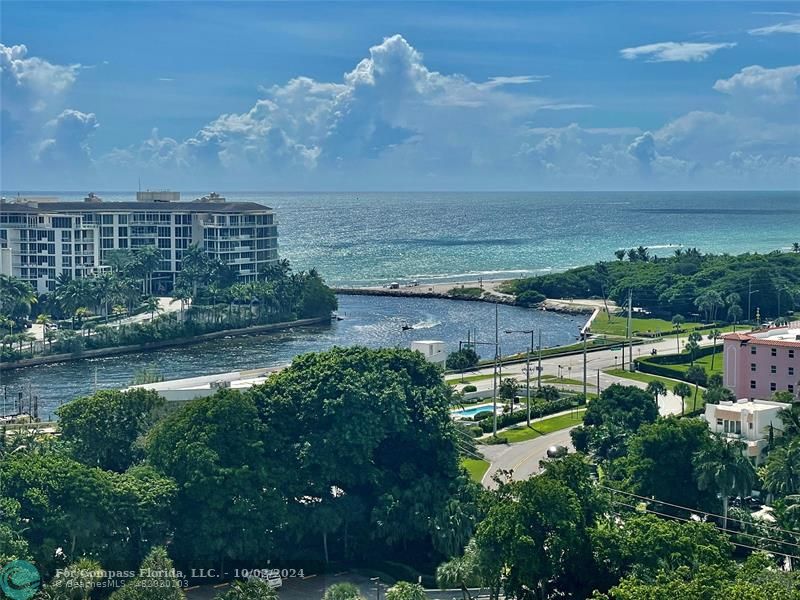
left=455, top=329, right=726, bottom=416
left=479, top=426, right=576, bottom=489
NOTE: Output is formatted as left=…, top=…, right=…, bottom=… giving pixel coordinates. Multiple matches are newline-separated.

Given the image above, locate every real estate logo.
left=0, top=560, right=41, bottom=600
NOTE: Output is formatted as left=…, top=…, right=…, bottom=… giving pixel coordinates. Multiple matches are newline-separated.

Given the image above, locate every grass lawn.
left=461, top=457, right=490, bottom=482
left=499, top=409, right=587, bottom=444
left=662, top=351, right=724, bottom=379
left=606, top=369, right=706, bottom=413
left=448, top=286, right=483, bottom=299
left=446, top=372, right=497, bottom=384
left=590, top=315, right=706, bottom=337
left=540, top=375, right=594, bottom=387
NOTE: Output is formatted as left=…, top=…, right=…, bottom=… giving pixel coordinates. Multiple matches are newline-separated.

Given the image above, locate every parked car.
left=546, top=445, right=568, bottom=458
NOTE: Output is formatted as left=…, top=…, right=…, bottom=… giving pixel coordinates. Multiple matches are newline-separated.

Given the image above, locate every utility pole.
left=537, top=330, right=543, bottom=390
left=597, top=369, right=601, bottom=394
left=506, top=328, right=535, bottom=426
left=492, top=303, right=499, bottom=437
left=627, top=288, right=634, bottom=372
left=582, top=331, right=588, bottom=399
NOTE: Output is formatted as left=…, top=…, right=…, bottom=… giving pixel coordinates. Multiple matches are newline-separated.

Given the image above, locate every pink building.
left=723, top=322, right=800, bottom=401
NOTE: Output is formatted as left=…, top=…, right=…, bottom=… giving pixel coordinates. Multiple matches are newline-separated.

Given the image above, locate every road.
left=479, top=426, right=576, bottom=489
left=185, top=573, right=488, bottom=599
left=455, top=328, right=725, bottom=417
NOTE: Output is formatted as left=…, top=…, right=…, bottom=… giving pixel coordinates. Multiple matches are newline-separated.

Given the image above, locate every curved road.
left=479, top=427, right=576, bottom=489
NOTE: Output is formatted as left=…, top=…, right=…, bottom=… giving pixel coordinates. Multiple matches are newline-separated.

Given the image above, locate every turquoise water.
left=451, top=403, right=497, bottom=418
left=13, top=190, right=799, bottom=285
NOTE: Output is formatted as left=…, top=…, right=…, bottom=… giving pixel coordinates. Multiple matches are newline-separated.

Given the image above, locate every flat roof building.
left=723, top=322, right=800, bottom=401
left=0, top=193, right=278, bottom=294
left=704, top=398, right=786, bottom=465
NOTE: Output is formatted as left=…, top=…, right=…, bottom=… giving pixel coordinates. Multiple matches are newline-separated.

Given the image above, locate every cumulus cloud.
left=36, top=109, right=99, bottom=168
left=749, top=20, right=800, bottom=35
left=1, top=43, right=81, bottom=116
left=713, top=65, right=800, bottom=103
left=620, top=41, right=736, bottom=62
left=109, top=34, right=561, bottom=178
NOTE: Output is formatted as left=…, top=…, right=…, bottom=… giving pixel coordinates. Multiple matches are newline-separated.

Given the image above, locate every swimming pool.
left=451, top=403, right=497, bottom=418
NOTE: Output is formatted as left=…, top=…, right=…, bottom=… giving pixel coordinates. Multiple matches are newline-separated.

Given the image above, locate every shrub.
left=324, top=583, right=365, bottom=600
left=516, top=289, right=546, bottom=307
left=462, top=384, right=477, bottom=393
left=471, top=410, right=493, bottom=422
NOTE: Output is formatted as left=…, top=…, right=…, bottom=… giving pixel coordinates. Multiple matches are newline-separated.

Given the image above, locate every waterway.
left=1, top=294, right=586, bottom=419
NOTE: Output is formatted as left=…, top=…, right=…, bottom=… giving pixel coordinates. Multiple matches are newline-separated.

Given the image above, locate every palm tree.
left=614, top=249, right=626, bottom=261
left=685, top=331, right=702, bottom=365
left=673, top=382, right=691, bottom=416
left=792, top=242, right=800, bottom=253
left=143, top=296, right=161, bottom=323
left=671, top=314, right=685, bottom=353
left=693, top=436, right=756, bottom=530
left=134, top=245, right=162, bottom=295
left=646, top=380, right=667, bottom=409
left=763, top=440, right=800, bottom=499
left=707, top=328, right=722, bottom=371
left=0, top=275, right=37, bottom=321
left=685, top=365, right=707, bottom=412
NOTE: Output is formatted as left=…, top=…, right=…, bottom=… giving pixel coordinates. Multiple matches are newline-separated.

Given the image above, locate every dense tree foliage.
left=56, top=389, right=165, bottom=472
left=146, top=389, right=283, bottom=567
left=507, top=249, right=800, bottom=318
left=251, top=346, right=479, bottom=562
left=572, top=384, right=658, bottom=460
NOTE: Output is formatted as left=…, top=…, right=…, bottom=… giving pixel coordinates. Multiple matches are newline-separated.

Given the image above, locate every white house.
left=704, top=398, right=785, bottom=465
left=411, top=340, right=447, bottom=367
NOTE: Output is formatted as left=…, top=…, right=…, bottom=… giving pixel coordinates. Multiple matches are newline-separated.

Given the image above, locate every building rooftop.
left=713, top=398, right=787, bottom=412
left=724, top=322, right=800, bottom=347
left=0, top=200, right=273, bottom=213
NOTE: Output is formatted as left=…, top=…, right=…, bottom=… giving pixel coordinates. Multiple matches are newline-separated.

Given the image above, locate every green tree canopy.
left=56, top=389, right=165, bottom=472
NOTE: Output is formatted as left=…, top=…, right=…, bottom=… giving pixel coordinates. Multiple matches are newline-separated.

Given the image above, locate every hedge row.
left=639, top=343, right=717, bottom=366
left=478, top=395, right=582, bottom=433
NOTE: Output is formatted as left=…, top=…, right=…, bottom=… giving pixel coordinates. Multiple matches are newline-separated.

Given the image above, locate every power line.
left=608, top=498, right=800, bottom=553
left=601, top=485, right=800, bottom=539
left=609, top=500, right=800, bottom=561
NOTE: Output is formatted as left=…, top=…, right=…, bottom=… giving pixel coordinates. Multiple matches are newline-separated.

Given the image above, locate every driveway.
left=479, top=426, right=576, bottom=489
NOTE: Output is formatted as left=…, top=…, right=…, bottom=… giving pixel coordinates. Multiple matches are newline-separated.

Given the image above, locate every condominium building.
left=723, top=322, right=800, bottom=401
left=0, top=192, right=278, bottom=294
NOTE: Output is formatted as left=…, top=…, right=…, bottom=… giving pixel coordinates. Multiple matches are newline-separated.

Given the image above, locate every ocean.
left=13, top=190, right=798, bottom=286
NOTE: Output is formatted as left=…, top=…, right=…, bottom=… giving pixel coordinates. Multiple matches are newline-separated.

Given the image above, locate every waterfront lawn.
left=461, top=458, right=490, bottom=482
left=499, top=409, right=586, bottom=444
left=606, top=369, right=706, bottom=413
left=590, top=315, right=704, bottom=337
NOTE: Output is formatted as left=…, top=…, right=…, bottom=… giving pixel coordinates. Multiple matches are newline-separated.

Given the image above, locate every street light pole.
left=505, top=328, right=535, bottom=427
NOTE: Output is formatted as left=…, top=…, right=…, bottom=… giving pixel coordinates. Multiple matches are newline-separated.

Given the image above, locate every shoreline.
left=335, top=279, right=603, bottom=315
left=0, top=316, right=330, bottom=372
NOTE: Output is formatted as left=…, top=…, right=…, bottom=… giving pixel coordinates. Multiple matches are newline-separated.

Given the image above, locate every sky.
left=1, top=1, right=799, bottom=191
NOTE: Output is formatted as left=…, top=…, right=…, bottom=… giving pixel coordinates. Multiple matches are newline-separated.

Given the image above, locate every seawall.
left=0, top=316, right=330, bottom=371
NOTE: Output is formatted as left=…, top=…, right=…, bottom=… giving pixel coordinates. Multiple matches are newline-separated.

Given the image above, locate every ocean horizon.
left=4, top=190, right=799, bottom=286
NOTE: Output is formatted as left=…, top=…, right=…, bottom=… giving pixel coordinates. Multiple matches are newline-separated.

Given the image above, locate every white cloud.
left=36, top=109, right=99, bottom=168
left=749, top=20, right=800, bottom=35
left=1, top=43, right=81, bottom=117
left=477, top=75, right=548, bottom=90
left=713, top=65, right=800, bottom=103
left=620, top=41, right=736, bottom=62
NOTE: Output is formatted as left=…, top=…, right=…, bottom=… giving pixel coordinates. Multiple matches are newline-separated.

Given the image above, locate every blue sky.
left=2, top=1, right=799, bottom=190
